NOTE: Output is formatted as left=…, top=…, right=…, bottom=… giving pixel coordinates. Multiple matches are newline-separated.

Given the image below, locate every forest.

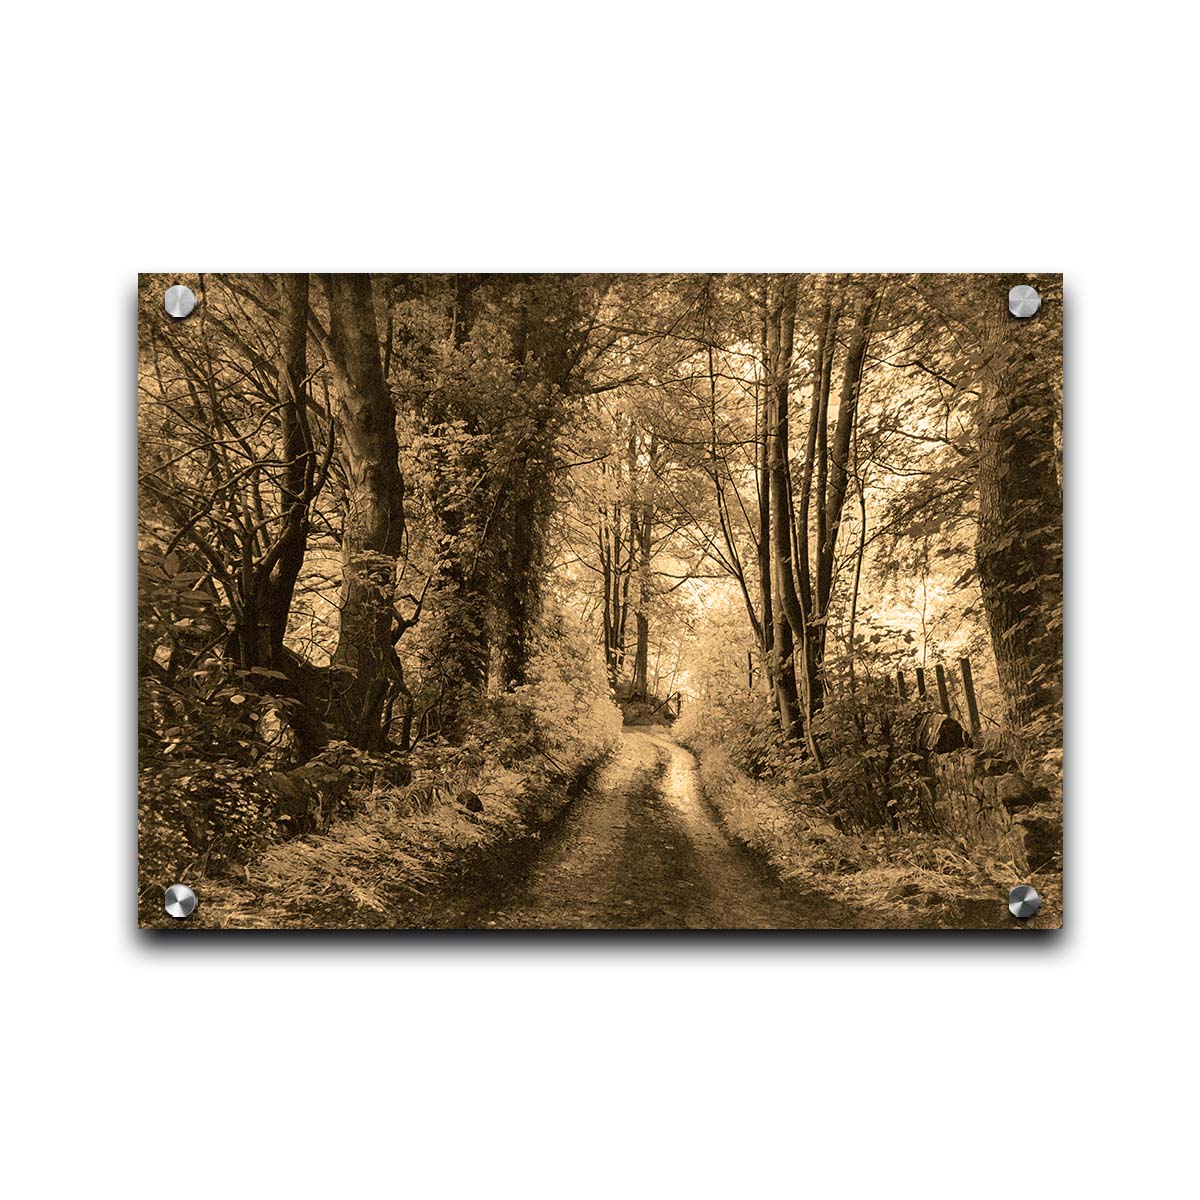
left=137, top=273, right=1063, bottom=929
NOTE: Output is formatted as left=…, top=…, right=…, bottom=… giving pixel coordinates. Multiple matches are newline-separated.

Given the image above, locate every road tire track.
left=429, top=727, right=872, bottom=929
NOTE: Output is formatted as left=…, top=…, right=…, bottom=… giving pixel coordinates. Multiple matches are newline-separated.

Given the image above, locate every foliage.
left=692, top=742, right=1061, bottom=928
left=138, top=545, right=295, bottom=764
left=676, top=687, right=799, bottom=781
left=189, top=769, right=520, bottom=928
left=137, top=740, right=389, bottom=895
left=139, top=760, right=277, bottom=885
left=680, top=672, right=933, bottom=832
left=808, top=680, right=933, bottom=831
left=468, top=611, right=622, bottom=775
left=177, top=616, right=620, bottom=927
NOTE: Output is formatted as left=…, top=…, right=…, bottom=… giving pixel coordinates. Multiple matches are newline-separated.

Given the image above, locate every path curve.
left=435, top=727, right=869, bottom=929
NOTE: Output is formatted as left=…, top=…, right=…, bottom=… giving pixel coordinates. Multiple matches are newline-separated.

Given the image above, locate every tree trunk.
left=326, top=274, right=405, bottom=750
left=263, top=272, right=312, bottom=667
left=975, top=291, right=1063, bottom=730
left=231, top=274, right=313, bottom=673
left=425, top=274, right=489, bottom=735
left=600, top=496, right=617, bottom=683
left=630, top=493, right=653, bottom=700
left=814, top=286, right=877, bottom=658
left=765, top=277, right=803, bottom=737
left=493, top=280, right=594, bottom=693
left=616, top=506, right=634, bottom=672
left=756, top=350, right=776, bottom=700
left=795, top=295, right=840, bottom=717
left=797, top=284, right=876, bottom=709
left=498, top=481, right=537, bottom=688
left=225, top=275, right=328, bottom=758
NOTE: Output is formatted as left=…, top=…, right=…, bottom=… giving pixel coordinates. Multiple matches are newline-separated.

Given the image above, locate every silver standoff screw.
left=164, top=284, right=197, bottom=320
left=164, top=883, right=198, bottom=919
left=1007, top=884, right=1041, bottom=919
left=1008, top=284, right=1041, bottom=318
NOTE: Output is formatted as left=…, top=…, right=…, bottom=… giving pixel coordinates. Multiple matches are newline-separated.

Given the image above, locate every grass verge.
left=143, top=752, right=604, bottom=930
left=692, top=745, right=1061, bottom=930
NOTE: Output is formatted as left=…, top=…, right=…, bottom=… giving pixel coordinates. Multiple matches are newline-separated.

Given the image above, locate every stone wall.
left=928, top=748, right=1061, bottom=873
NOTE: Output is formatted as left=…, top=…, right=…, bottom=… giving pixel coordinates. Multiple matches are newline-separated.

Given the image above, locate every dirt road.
left=434, top=727, right=871, bottom=929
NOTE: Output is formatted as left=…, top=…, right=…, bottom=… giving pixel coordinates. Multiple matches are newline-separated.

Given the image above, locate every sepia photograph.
left=138, top=273, right=1062, bottom=929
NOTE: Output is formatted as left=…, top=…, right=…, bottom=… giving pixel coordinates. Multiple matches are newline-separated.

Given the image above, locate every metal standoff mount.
left=1007, top=884, right=1041, bottom=919
left=1007, top=284, right=1041, bottom=318
left=164, top=883, right=198, bottom=919
left=164, top=284, right=197, bottom=320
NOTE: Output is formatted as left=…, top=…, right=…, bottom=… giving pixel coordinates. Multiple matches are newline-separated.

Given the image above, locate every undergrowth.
left=189, top=755, right=545, bottom=928
left=142, top=615, right=622, bottom=928
left=683, top=743, right=1061, bottom=928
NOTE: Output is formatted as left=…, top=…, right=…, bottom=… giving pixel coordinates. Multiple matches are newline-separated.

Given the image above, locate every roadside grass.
left=692, top=745, right=1062, bottom=929
left=147, top=755, right=595, bottom=930
left=142, top=621, right=624, bottom=929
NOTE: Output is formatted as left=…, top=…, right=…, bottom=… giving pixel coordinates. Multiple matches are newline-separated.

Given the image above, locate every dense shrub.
left=678, top=676, right=933, bottom=832
left=137, top=740, right=390, bottom=890
left=139, top=761, right=276, bottom=884
left=140, top=607, right=621, bottom=908
left=808, top=683, right=933, bottom=831
left=183, top=614, right=624, bottom=927
left=676, top=688, right=802, bottom=781
left=505, top=613, right=622, bottom=770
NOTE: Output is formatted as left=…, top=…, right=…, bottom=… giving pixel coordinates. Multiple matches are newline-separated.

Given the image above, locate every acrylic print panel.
left=137, top=273, right=1063, bottom=930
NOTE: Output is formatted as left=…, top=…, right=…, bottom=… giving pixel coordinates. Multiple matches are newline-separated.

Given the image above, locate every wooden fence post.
left=896, top=669, right=908, bottom=699
left=915, top=667, right=927, bottom=698
left=934, top=663, right=951, bottom=715
left=959, top=656, right=981, bottom=735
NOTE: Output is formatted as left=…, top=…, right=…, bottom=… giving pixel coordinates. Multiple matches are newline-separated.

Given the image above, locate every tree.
left=492, top=275, right=619, bottom=687
left=629, top=431, right=660, bottom=701
left=235, top=274, right=317, bottom=672
left=685, top=274, right=879, bottom=740
left=321, top=273, right=405, bottom=749
left=804, top=281, right=879, bottom=712
left=764, top=275, right=804, bottom=736
left=138, top=273, right=335, bottom=751
left=972, top=278, right=1063, bottom=730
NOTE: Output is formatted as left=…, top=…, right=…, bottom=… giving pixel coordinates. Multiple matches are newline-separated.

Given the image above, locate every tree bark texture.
left=326, top=274, right=405, bottom=750
left=975, top=288, right=1063, bottom=730
left=765, top=277, right=803, bottom=738
left=630, top=485, right=655, bottom=701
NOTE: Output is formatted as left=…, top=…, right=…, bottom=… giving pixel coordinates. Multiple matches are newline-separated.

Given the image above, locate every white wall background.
left=3, top=3, right=1196, bottom=1195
